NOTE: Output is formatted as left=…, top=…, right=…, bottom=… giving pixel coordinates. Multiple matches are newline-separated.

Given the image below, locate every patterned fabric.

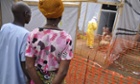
left=30, top=70, right=65, bottom=84
left=30, top=70, right=56, bottom=84
left=25, top=28, right=73, bottom=83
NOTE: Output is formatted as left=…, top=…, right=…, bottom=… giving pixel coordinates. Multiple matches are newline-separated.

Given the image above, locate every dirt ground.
left=74, top=38, right=140, bottom=79
left=75, top=39, right=108, bottom=66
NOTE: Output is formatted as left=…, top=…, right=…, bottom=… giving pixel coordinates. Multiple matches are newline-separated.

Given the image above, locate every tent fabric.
left=1, top=0, right=140, bottom=63
left=78, top=2, right=102, bottom=33
left=98, top=0, right=121, bottom=3
left=25, top=6, right=45, bottom=31
left=1, top=1, right=78, bottom=49
left=59, top=6, right=78, bottom=45
left=1, top=0, right=14, bottom=24
left=107, top=0, right=140, bottom=63
left=23, top=0, right=121, bottom=2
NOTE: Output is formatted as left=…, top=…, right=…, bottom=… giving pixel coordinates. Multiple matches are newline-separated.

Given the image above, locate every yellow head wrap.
left=38, top=0, right=64, bottom=18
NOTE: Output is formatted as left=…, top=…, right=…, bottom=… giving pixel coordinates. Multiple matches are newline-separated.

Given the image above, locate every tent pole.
left=138, top=24, right=140, bottom=34
left=14, top=0, right=21, bottom=2
left=112, top=0, right=124, bottom=33
left=15, top=0, right=121, bottom=6
left=112, top=7, right=120, bottom=33
left=74, top=2, right=82, bottom=52
left=104, top=0, right=124, bottom=68
left=0, top=1, right=2, bottom=28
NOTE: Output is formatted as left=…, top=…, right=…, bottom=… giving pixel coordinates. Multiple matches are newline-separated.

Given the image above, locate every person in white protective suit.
left=86, top=16, right=98, bottom=49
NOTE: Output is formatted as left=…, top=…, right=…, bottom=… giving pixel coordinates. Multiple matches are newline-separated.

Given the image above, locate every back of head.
left=38, top=0, right=64, bottom=19
left=92, top=16, right=97, bottom=21
left=12, top=1, right=31, bottom=24
left=89, top=16, right=97, bottom=23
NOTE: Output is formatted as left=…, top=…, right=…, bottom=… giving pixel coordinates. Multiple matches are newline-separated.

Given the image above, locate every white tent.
left=1, top=0, right=81, bottom=49
left=2, top=0, right=140, bottom=64
left=0, top=0, right=122, bottom=49
left=106, top=0, right=140, bottom=63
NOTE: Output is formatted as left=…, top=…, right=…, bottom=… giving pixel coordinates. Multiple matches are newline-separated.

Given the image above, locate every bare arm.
left=26, top=57, right=44, bottom=84
left=52, top=60, right=71, bottom=84
left=21, top=61, right=31, bottom=84
left=20, top=34, right=31, bottom=84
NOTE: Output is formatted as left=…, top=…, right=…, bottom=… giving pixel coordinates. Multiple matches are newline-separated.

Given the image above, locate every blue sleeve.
left=20, top=33, right=29, bottom=62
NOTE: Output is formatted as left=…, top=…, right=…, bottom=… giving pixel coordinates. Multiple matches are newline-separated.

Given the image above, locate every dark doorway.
left=97, top=11, right=116, bottom=35
left=97, top=4, right=117, bottom=35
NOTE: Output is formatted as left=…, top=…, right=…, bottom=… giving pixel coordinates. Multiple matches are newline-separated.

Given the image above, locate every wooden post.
left=74, top=2, right=82, bottom=52
left=112, top=0, right=124, bottom=33
left=103, top=0, right=124, bottom=68
left=112, top=7, right=120, bottom=33
left=14, top=0, right=22, bottom=2
left=138, top=8, right=140, bottom=33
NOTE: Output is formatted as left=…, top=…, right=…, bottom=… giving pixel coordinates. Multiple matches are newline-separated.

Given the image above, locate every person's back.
left=25, top=0, right=73, bottom=84
left=0, top=1, right=31, bottom=84
left=26, top=28, right=72, bottom=73
left=0, top=23, right=29, bottom=84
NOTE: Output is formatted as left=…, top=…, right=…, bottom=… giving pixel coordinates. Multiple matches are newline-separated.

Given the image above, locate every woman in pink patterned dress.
left=25, top=0, right=73, bottom=84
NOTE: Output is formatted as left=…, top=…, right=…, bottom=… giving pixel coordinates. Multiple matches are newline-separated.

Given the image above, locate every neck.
left=45, top=22, right=59, bottom=28
left=44, top=24, right=58, bottom=29
left=46, top=23, right=57, bottom=27
left=13, top=19, right=25, bottom=27
left=46, top=18, right=60, bottom=28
